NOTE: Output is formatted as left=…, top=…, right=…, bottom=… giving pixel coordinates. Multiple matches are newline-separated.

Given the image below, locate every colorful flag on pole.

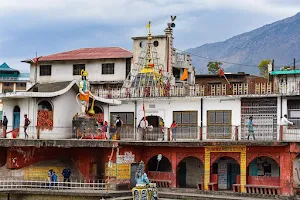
left=219, top=68, right=224, bottom=77
left=180, top=68, right=188, bottom=81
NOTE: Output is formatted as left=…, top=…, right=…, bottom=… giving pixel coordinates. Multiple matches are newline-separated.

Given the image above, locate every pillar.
left=13, top=83, right=16, bottom=92
left=204, top=148, right=210, bottom=190
left=280, top=152, right=293, bottom=195
left=240, top=148, right=246, bottom=192
left=171, top=151, right=177, bottom=188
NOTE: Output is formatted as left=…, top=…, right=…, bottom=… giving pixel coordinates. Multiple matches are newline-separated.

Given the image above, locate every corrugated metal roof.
left=0, top=62, right=19, bottom=71
left=22, top=47, right=133, bottom=63
left=270, top=70, right=300, bottom=75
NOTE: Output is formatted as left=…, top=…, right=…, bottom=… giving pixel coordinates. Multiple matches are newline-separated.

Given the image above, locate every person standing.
left=247, top=116, right=255, bottom=140
left=102, top=121, right=108, bottom=139
left=48, top=169, right=53, bottom=189
left=52, top=171, right=58, bottom=189
left=115, top=117, right=123, bottom=140
left=24, top=114, right=31, bottom=139
left=281, top=114, right=294, bottom=134
left=140, top=117, right=149, bottom=140
left=160, top=122, right=165, bottom=141
left=2, top=116, right=7, bottom=138
left=171, top=121, right=177, bottom=141
left=62, top=167, right=71, bottom=188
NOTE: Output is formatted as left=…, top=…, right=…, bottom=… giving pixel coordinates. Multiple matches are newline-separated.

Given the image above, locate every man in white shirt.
left=140, top=118, right=149, bottom=140
left=281, top=114, right=294, bottom=135
left=281, top=114, right=294, bottom=126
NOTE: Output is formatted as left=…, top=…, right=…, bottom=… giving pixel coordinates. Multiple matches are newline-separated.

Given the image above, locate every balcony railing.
left=1, top=125, right=299, bottom=142
left=92, top=81, right=300, bottom=99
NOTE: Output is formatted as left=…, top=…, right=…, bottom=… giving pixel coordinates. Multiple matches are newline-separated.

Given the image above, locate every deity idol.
left=135, top=161, right=150, bottom=187
left=78, top=69, right=90, bottom=115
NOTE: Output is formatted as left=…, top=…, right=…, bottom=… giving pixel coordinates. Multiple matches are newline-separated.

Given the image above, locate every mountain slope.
left=188, top=13, right=300, bottom=74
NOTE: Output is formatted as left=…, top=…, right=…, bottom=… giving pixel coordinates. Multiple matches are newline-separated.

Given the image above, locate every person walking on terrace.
left=24, top=114, right=31, bottom=139
left=48, top=169, right=53, bottom=189
left=171, top=121, right=178, bottom=141
left=247, top=116, right=255, bottom=140
left=281, top=114, right=294, bottom=134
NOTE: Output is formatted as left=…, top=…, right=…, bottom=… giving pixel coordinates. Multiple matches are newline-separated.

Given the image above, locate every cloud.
left=1, top=0, right=300, bottom=72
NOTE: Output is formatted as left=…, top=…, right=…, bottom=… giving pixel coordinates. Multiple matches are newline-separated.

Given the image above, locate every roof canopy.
left=270, top=70, right=300, bottom=75
left=22, top=47, right=133, bottom=63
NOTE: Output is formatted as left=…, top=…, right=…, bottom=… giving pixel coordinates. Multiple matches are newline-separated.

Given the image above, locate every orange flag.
left=180, top=68, right=188, bottom=81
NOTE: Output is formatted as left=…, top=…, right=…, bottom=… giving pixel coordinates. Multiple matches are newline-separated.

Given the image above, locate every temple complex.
left=0, top=16, right=300, bottom=198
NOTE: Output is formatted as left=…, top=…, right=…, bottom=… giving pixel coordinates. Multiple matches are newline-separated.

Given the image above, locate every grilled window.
left=73, top=64, right=85, bottom=75
left=207, top=110, right=232, bottom=139
left=102, top=63, right=115, bottom=74
left=40, top=65, right=52, bottom=76
left=173, top=111, right=198, bottom=139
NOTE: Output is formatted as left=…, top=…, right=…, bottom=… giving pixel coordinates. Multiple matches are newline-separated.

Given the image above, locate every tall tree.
left=258, top=59, right=271, bottom=77
left=207, top=61, right=222, bottom=74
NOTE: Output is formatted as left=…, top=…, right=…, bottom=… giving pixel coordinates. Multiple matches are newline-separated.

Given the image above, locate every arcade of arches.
left=140, top=146, right=289, bottom=194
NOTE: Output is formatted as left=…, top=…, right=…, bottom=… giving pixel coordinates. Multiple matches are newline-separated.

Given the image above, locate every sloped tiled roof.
left=22, top=47, right=133, bottom=63
left=28, top=81, right=72, bottom=92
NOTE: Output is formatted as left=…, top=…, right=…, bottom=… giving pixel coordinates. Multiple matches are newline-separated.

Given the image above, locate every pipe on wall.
left=134, top=100, right=137, bottom=140
left=200, top=98, right=203, bottom=127
left=280, top=96, right=282, bottom=118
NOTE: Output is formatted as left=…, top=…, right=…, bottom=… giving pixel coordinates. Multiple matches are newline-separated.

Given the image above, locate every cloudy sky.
left=0, top=0, right=300, bottom=72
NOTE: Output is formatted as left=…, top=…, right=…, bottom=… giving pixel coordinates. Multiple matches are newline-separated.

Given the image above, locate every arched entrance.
left=147, top=155, right=172, bottom=172
left=212, top=156, right=240, bottom=190
left=248, top=156, right=279, bottom=177
left=177, top=156, right=204, bottom=188
left=13, top=106, right=20, bottom=129
left=138, top=115, right=164, bottom=141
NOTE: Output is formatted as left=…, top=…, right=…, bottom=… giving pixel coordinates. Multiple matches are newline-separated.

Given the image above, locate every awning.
left=0, top=80, right=121, bottom=105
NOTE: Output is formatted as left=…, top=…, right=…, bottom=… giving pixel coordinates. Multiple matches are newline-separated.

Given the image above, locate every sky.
left=1, top=0, right=300, bottom=72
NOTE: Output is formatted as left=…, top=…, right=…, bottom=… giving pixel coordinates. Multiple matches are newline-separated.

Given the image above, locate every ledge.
left=0, top=139, right=289, bottom=148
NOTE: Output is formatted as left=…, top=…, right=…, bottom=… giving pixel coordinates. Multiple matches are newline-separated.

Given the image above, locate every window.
left=207, top=110, right=232, bottom=139
left=38, top=100, right=53, bottom=111
left=110, top=112, right=134, bottom=126
left=153, top=41, right=159, bottom=47
left=102, top=63, right=115, bottom=74
left=173, top=111, right=198, bottom=139
left=40, top=65, right=51, bottom=76
left=73, top=64, right=85, bottom=75
left=288, top=100, right=300, bottom=129
left=126, top=58, right=131, bottom=78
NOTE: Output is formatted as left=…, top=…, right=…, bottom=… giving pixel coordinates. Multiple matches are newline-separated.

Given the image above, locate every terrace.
left=2, top=124, right=299, bottom=144
left=92, top=81, right=300, bottom=99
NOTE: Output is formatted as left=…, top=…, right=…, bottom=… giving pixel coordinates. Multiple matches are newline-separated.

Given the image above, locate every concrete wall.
left=132, top=37, right=167, bottom=72
left=30, top=59, right=127, bottom=83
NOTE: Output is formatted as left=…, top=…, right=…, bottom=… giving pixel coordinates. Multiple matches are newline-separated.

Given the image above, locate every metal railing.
left=2, top=124, right=300, bottom=142
left=92, top=81, right=300, bottom=99
left=0, top=179, right=107, bottom=191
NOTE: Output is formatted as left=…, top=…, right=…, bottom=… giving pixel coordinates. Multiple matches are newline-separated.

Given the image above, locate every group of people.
left=1, top=114, right=30, bottom=138
left=96, top=116, right=123, bottom=140
left=47, top=167, right=71, bottom=189
left=139, top=118, right=178, bottom=141
left=247, top=114, right=294, bottom=140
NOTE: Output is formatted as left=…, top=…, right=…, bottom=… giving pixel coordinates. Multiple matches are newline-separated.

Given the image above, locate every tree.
left=207, top=61, right=222, bottom=74
left=258, top=59, right=271, bottom=77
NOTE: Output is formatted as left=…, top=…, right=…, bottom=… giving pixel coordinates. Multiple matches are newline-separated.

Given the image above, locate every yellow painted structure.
left=204, top=146, right=246, bottom=192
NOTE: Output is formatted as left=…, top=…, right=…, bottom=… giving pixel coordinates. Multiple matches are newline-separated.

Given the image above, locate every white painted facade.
left=29, top=59, right=129, bottom=84
left=2, top=88, right=110, bottom=139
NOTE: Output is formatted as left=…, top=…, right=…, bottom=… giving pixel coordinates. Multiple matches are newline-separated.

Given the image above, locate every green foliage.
left=207, top=61, right=222, bottom=74
left=258, top=59, right=271, bottom=77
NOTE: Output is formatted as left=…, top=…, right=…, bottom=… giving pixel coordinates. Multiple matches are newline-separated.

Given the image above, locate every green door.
left=178, top=162, right=186, bottom=188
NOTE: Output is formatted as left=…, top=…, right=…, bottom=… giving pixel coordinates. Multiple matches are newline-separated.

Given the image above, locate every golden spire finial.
left=146, top=21, right=152, bottom=40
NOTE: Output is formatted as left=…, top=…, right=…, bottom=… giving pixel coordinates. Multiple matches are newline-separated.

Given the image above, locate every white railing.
left=0, top=179, right=107, bottom=191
